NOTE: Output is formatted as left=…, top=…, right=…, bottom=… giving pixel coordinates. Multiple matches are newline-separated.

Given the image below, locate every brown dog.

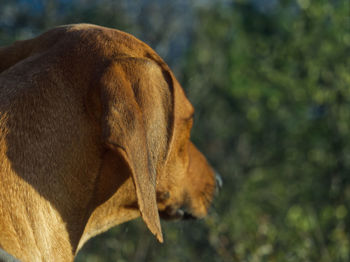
left=0, top=24, right=216, bottom=261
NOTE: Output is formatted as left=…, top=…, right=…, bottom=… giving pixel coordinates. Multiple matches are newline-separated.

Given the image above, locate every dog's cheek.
left=158, top=158, right=187, bottom=200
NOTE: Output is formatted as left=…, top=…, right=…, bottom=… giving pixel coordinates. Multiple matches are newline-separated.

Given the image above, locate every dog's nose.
left=215, top=172, right=223, bottom=194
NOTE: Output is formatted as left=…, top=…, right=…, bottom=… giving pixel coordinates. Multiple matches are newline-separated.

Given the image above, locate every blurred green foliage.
left=185, top=1, right=350, bottom=261
left=1, top=0, right=350, bottom=261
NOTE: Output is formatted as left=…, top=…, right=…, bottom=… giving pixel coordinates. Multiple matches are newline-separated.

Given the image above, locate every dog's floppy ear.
left=97, top=59, right=174, bottom=242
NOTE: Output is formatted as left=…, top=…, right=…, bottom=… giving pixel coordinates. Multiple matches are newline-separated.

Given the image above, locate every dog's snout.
left=215, top=172, right=223, bottom=193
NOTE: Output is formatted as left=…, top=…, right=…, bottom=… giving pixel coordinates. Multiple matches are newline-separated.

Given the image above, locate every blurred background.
left=1, top=0, right=350, bottom=261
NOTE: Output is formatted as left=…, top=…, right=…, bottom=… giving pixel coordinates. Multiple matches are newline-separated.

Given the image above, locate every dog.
left=0, top=24, right=217, bottom=261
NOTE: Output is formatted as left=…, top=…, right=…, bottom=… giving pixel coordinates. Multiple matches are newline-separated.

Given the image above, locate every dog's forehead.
left=174, top=80, right=194, bottom=119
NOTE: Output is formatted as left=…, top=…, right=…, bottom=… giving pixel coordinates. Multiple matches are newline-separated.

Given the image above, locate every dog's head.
left=94, top=58, right=216, bottom=242
left=79, top=25, right=217, bottom=243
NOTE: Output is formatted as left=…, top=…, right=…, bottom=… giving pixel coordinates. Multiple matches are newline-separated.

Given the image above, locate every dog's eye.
left=185, top=113, right=194, bottom=123
left=183, top=117, right=194, bottom=132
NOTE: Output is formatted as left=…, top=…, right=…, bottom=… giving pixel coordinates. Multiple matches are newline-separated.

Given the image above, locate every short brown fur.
left=0, top=24, right=215, bottom=261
